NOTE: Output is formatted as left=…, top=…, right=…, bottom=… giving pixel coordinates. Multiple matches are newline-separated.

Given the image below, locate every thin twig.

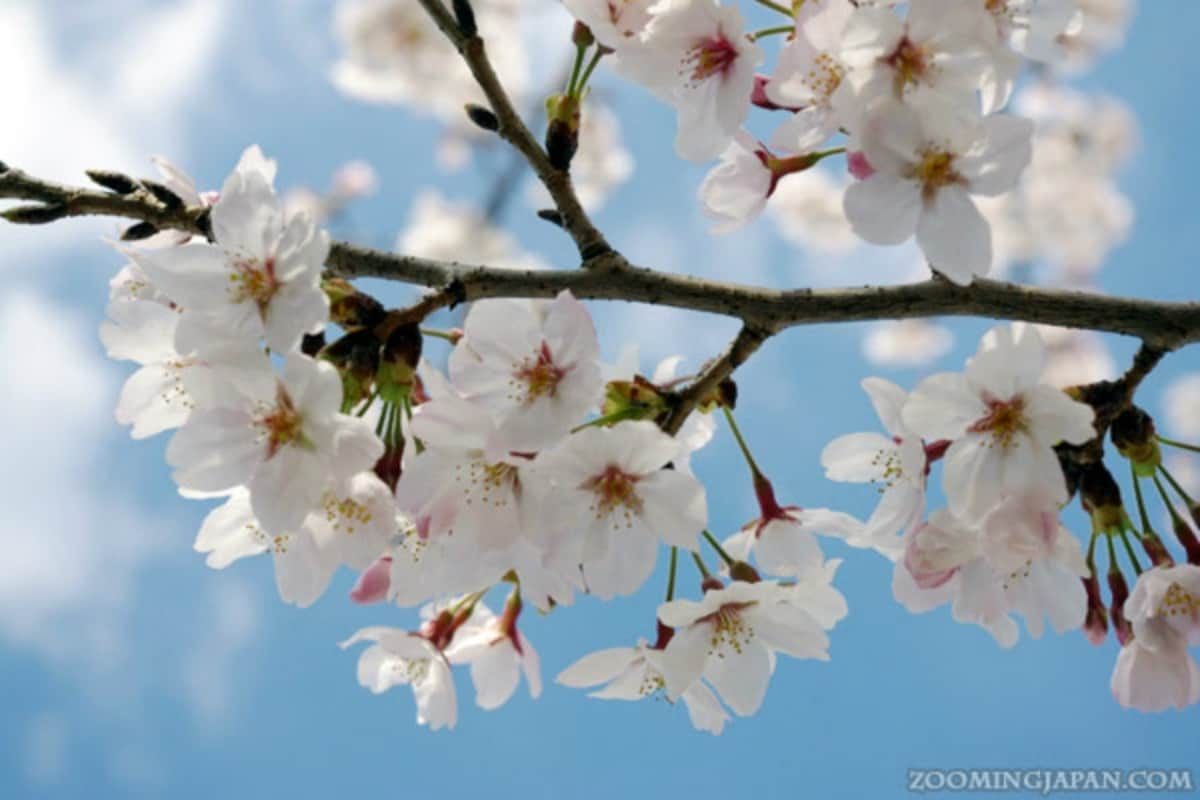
left=413, top=0, right=612, bottom=262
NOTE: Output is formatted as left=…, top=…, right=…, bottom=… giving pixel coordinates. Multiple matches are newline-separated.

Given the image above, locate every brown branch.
left=663, top=324, right=772, bottom=436
left=413, top=0, right=612, bottom=262
left=5, top=163, right=1200, bottom=349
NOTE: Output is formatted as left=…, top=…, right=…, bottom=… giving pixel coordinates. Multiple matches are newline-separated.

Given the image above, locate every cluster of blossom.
left=823, top=322, right=1200, bottom=711
left=96, top=146, right=866, bottom=732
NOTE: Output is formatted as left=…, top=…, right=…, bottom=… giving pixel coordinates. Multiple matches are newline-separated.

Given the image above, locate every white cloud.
left=183, top=577, right=261, bottom=730
left=0, top=0, right=230, bottom=263
left=0, top=289, right=168, bottom=667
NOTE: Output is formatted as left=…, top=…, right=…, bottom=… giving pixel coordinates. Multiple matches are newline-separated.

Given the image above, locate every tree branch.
left=663, top=324, right=771, bottom=435
left=4, top=162, right=1200, bottom=349
left=413, top=0, right=612, bottom=262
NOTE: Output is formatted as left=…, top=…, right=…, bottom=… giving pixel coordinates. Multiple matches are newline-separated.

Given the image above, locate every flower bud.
left=1110, top=407, right=1160, bottom=475
left=602, top=377, right=670, bottom=423
left=451, top=0, right=476, bottom=37
left=464, top=103, right=499, bottom=133
left=320, top=329, right=381, bottom=409
left=749, top=74, right=799, bottom=111
left=323, top=278, right=386, bottom=330
left=1174, top=514, right=1200, bottom=565
left=571, top=20, right=594, bottom=49
left=1082, top=572, right=1108, bottom=645
left=1107, top=568, right=1133, bottom=645
left=377, top=322, right=422, bottom=404
left=86, top=169, right=140, bottom=195
left=1079, top=462, right=1126, bottom=534
left=544, top=93, right=581, bottom=171
left=120, top=221, right=159, bottom=241
left=729, top=560, right=761, bottom=583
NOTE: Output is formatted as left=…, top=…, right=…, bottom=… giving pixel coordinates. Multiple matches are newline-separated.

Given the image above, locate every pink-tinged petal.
left=847, top=151, right=875, bottom=180
left=916, top=186, right=991, bottom=284
left=350, top=555, right=393, bottom=604
left=1111, top=637, right=1200, bottom=712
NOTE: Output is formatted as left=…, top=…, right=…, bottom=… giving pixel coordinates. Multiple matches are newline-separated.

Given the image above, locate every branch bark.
left=4, top=162, right=1200, bottom=350
left=413, top=0, right=612, bottom=262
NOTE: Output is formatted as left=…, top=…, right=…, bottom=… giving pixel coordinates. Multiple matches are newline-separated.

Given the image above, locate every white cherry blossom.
left=821, top=377, right=928, bottom=555
left=659, top=580, right=830, bottom=716
left=562, top=0, right=655, bottom=49
left=194, top=473, right=398, bottom=607
left=556, top=640, right=729, bottom=734
left=449, top=291, right=602, bottom=452
left=841, top=0, right=995, bottom=110
left=446, top=601, right=541, bottom=710
left=895, top=496, right=1088, bottom=646
left=340, top=625, right=457, bottom=730
left=615, top=0, right=763, bottom=162
left=131, top=146, right=330, bottom=354
left=540, top=420, right=707, bottom=599
left=902, top=323, right=1094, bottom=517
left=1111, top=632, right=1200, bottom=713
left=844, top=96, right=1033, bottom=283
left=166, top=352, right=383, bottom=533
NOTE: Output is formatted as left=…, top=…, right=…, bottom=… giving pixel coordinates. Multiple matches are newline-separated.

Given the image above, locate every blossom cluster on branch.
left=7, top=0, right=1200, bottom=735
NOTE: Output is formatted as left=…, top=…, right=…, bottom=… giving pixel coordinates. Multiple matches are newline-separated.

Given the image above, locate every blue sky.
left=0, top=1, right=1197, bottom=797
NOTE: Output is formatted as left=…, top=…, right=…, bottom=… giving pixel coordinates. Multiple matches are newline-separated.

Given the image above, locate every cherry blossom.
left=659, top=580, right=831, bottom=716
left=615, top=0, right=763, bottom=162
left=821, top=377, right=928, bottom=554
left=843, top=96, right=1033, bottom=283
left=340, top=625, right=457, bottom=730
left=194, top=473, right=398, bottom=607
left=764, top=0, right=853, bottom=152
left=1111, top=636, right=1200, bottom=713
left=556, top=640, right=729, bottom=734
left=166, top=352, right=383, bottom=533
left=448, top=291, right=603, bottom=452
left=446, top=600, right=542, bottom=710
left=841, top=0, right=995, bottom=110
left=539, top=420, right=707, bottom=599
left=895, top=495, right=1089, bottom=646
left=130, top=146, right=330, bottom=355
left=901, top=323, right=1095, bottom=517
left=562, top=0, right=655, bottom=49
